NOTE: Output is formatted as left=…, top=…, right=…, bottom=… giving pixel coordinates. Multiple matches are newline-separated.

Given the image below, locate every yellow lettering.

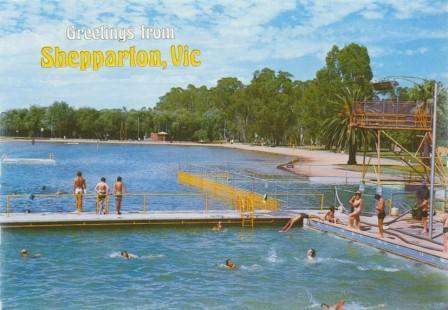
left=117, top=50, right=129, bottom=67
left=149, top=50, right=161, bottom=66
left=40, top=46, right=54, bottom=67
left=67, top=51, right=79, bottom=67
left=129, top=46, right=136, bottom=66
left=105, top=50, right=116, bottom=67
left=170, top=45, right=183, bottom=66
left=92, top=50, right=104, bottom=71
left=79, top=51, right=91, bottom=71
left=190, top=49, right=201, bottom=67
left=54, top=47, right=66, bottom=67
left=183, top=45, right=189, bottom=66
left=136, top=50, right=148, bottom=66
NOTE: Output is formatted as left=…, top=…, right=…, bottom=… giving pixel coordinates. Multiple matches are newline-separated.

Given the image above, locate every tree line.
left=1, top=43, right=447, bottom=163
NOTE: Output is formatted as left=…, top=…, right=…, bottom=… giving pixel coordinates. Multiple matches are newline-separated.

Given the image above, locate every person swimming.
left=20, top=249, right=41, bottom=258
left=225, top=258, right=235, bottom=269
left=321, top=299, right=345, bottom=310
left=120, top=250, right=137, bottom=259
left=212, top=221, right=222, bottom=231
left=307, top=248, right=316, bottom=260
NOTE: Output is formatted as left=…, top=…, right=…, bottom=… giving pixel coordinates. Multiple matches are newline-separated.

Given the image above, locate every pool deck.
left=0, top=209, right=310, bottom=228
left=307, top=213, right=448, bottom=270
left=1, top=209, right=447, bottom=270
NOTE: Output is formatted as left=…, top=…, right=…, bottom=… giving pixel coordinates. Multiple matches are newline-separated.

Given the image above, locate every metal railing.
left=178, top=171, right=279, bottom=211
left=3, top=192, right=209, bottom=216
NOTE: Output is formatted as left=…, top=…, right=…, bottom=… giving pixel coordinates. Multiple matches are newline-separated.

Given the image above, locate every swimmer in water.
left=225, top=258, right=235, bottom=269
left=20, top=249, right=41, bottom=258
left=120, top=250, right=137, bottom=259
left=321, top=299, right=345, bottom=310
left=307, top=248, right=316, bottom=260
left=212, top=221, right=222, bottom=231
left=279, top=213, right=322, bottom=232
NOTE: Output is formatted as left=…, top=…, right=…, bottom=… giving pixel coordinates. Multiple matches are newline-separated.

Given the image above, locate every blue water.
left=2, top=226, right=448, bottom=309
left=0, top=141, right=293, bottom=212
left=1, top=141, right=447, bottom=309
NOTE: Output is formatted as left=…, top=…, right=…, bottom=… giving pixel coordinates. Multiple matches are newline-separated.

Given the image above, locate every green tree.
left=321, top=88, right=370, bottom=164
left=75, top=108, right=100, bottom=138
left=25, top=105, right=47, bottom=137
left=46, top=101, right=76, bottom=138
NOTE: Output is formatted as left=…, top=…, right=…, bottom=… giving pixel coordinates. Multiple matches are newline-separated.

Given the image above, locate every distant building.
left=150, top=131, right=168, bottom=141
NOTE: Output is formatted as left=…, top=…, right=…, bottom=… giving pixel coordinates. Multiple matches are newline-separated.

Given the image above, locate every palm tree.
left=321, top=88, right=371, bottom=165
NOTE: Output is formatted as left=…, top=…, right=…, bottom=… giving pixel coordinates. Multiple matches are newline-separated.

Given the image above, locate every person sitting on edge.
left=95, top=177, right=109, bottom=214
left=325, top=207, right=340, bottom=223
left=212, top=221, right=222, bottom=231
left=348, top=191, right=364, bottom=230
left=279, top=212, right=322, bottom=232
left=321, top=299, right=345, bottom=310
left=307, top=248, right=316, bottom=260
left=420, top=198, right=429, bottom=235
left=375, top=194, right=386, bottom=238
left=225, top=258, right=235, bottom=269
left=114, top=176, right=125, bottom=215
left=73, top=171, right=86, bottom=214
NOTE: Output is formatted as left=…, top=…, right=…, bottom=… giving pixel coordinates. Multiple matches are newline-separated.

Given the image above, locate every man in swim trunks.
left=279, top=212, right=322, bottom=232
left=348, top=191, right=364, bottom=230
left=375, top=194, right=386, bottom=238
left=114, top=176, right=125, bottom=215
left=420, top=198, right=429, bottom=235
left=95, top=177, right=109, bottom=214
left=73, top=171, right=86, bottom=214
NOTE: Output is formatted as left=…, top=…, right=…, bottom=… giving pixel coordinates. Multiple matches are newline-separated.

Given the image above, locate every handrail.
left=268, top=193, right=325, bottom=211
left=4, top=192, right=208, bottom=216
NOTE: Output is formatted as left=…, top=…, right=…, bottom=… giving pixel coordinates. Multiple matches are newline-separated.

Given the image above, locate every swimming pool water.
left=1, top=141, right=447, bottom=309
left=2, top=226, right=447, bottom=309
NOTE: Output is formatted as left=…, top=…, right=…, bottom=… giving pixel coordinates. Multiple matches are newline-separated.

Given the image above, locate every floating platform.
left=1, top=158, right=56, bottom=165
left=0, top=209, right=305, bottom=228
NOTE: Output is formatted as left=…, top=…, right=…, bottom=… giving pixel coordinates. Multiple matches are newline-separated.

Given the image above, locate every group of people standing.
left=347, top=190, right=386, bottom=238
left=73, top=171, right=125, bottom=215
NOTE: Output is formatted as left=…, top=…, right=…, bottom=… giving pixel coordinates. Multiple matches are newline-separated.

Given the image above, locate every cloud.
left=0, top=0, right=447, bottom=111
left=402, top=47, right=429, bottom=56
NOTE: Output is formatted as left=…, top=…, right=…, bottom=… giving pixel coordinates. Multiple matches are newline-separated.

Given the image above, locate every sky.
left=0, top=0, right=447, bottom=111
